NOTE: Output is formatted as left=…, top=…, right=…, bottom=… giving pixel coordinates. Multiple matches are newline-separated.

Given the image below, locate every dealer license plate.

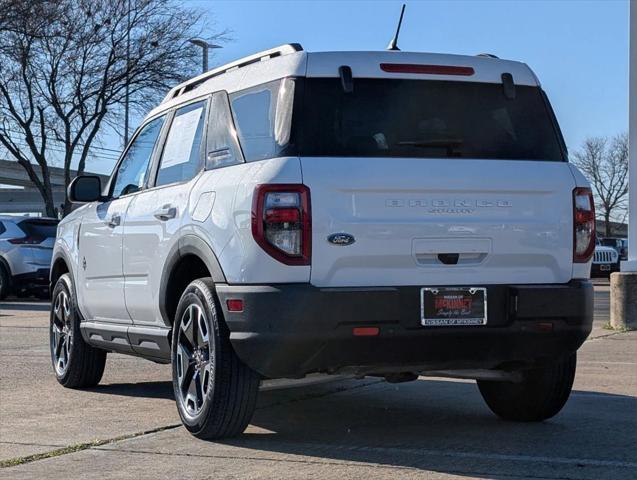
left=421, top=287, right=487, bottom=326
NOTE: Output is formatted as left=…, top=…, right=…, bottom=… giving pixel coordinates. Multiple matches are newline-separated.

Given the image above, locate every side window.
left=0, top=222, right=5, bottom=235
left=205, top=91, right=244, bottom=169
left=155, top=101, right=206, bottom=187
left=111, top=116, right=165, bottom=198
left=230, top=78, right=295, bottom=162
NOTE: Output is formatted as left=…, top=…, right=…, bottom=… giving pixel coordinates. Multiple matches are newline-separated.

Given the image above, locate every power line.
left=1, top=127, right=123, bottom=155
left=3, top=139, right=120, bottom=162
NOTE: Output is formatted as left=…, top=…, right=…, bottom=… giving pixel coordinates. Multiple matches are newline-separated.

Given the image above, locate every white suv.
left=50, top=44, right=595, bottom=439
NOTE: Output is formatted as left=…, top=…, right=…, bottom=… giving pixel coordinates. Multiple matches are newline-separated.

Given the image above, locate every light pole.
left=610, top=0, right=637, bottom=330
left=189, top=38, right=222, bottom=74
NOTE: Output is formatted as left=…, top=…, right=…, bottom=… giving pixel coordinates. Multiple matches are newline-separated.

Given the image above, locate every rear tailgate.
left=303, top=157, right=575, bottom=287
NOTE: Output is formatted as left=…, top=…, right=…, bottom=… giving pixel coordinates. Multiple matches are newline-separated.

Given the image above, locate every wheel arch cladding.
left=50, top=256, right=70, bottom=286
left=160, top=235, right=226, bottom=326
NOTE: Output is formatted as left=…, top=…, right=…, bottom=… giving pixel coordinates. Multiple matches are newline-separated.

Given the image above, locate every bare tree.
left=573, top=134, right=629, bottom=237
left=0, top=0, right=225, bottom=216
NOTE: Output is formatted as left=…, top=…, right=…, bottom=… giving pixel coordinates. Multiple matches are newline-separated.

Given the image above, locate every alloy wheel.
left=176, top=304, right=213, bottom=418
left=51, top=290, right=72, bottom=376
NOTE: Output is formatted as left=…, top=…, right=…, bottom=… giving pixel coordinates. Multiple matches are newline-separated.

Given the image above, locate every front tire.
left=171, top=278, right=260, bottom=439
left=478, top=353, right=576, bottom=422
left=50, top=274, right=106, bottom=388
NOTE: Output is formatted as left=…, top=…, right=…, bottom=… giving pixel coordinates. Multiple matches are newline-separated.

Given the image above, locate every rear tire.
left=171, top=278, right=260, bottom=440
left=477, top=353, right=576, bottom=422
left=0, top=265, right=8, bottom=300
left=50, top=274, right=106, bottom=388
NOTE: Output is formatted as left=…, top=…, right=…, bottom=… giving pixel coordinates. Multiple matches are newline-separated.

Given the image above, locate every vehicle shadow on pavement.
left=0, top=301, right=51, bottom=312
left=227, top=379, right=637, bottom=478
left=87, top=381, right=174, bottom=400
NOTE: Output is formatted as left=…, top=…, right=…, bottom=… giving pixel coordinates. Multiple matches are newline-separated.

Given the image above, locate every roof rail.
left=162, top=43, right=304, bottom=103
left=476, top=53, right=499, bottom=59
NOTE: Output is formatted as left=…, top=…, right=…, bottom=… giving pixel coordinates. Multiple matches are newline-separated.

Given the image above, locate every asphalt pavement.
left=1, top=279, right=635, bottom=479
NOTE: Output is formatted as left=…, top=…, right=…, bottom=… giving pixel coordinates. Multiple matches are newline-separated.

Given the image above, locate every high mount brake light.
left=573, top=187, right=595, bottom=263
left=251, top=184, right=311, bottom=266
left=379, top=63, right=475, bottom=76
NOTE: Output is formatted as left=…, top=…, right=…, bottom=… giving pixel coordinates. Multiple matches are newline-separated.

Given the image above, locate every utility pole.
left=189, top=38, right=222, bottom=74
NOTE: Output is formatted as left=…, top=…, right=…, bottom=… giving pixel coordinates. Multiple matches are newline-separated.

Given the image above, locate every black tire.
left=0, top=264, right=9, bottom=300
left=478, top=353, right=576, bottom=422
left=171, top=278, right=260, bottom=440
left=50, top=274, right=106, bottom=388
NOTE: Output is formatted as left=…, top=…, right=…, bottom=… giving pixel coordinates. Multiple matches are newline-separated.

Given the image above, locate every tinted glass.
left=19, top=219, right=58, bottom=239
left=297, top=79, right=564, bottom=161
left=156, top=101, right=206, bottom=187
left=0, top=222, right=5, bottom=235
left=111, top=116, right=165, bottom=197
left=206, top=92, right=244, bottom=169
left=230, top=79, right=295, bottom=162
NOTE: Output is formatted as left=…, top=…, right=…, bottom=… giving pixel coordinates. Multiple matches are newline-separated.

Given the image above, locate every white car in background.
left=0, top=215, right=58, bottom=299
left=592, top=241, right=619, bottom=277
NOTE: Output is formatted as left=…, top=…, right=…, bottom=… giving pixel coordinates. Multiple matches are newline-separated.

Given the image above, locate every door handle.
left=154, top=204, right=177, bottom=221
left=107, top=214, right=121, bottom=228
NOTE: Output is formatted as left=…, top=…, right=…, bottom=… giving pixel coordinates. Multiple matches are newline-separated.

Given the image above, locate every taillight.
left=573, top=187, right=595, bottom=262
left=251, top=184, right=311, bottom=265
left=8, top=236, right=42, bottom=245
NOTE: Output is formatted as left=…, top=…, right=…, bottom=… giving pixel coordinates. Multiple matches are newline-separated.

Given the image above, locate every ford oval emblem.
left=327, top=233, right=355, bottom=246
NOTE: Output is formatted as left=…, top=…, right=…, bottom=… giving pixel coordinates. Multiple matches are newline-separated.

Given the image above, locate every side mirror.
left=68, top=175, right=102, bottom=203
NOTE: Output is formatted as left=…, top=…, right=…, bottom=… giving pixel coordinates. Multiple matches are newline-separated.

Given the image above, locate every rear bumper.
left=591, top=262, right=619, bottom=276
left=216, top=281, right=594, bottom=379
left=12, top=268, right=50, bottom=290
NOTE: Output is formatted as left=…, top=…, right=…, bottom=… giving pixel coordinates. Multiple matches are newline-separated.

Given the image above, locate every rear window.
left=18, top=219, right=58, bottom=240
left=296, top=78, right=565, bottom=161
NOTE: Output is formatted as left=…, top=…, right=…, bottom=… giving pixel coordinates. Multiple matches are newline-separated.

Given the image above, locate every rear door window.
left=297, top=78, right=565, bottom=161
left=155, top=101, right=206, bottom=187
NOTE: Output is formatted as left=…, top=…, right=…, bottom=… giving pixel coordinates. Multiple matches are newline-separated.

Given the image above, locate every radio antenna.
left=386, top=4, right=406, bottom=51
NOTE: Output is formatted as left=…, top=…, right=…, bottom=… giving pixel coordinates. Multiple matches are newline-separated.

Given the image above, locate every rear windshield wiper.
left=396, top=139, right=464, bottom=157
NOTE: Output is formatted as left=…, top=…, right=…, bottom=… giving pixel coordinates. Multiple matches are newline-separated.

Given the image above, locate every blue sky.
left=201, top=0, right=629, bottom=148
left=94, top=0, right=628, bottom=174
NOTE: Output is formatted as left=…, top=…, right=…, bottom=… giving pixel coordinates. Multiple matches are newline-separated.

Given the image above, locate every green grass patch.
left=602, top=321, right=630, bottom=333
left=1, top=424, right=180, bottom=468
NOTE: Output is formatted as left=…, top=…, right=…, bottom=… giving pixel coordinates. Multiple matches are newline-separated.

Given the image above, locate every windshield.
left=296, top=78, right=565, bottom=161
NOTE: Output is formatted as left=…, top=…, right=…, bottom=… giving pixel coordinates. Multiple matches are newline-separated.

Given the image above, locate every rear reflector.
left=352, top=327, right=380, bottom=337
left=380, top=63, right=475, bottom=76
left=226, top=299, right=244, bottom=312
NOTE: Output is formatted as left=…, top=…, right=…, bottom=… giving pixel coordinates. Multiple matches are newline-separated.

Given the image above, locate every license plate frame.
left=421, top=287, right=487, bottom=327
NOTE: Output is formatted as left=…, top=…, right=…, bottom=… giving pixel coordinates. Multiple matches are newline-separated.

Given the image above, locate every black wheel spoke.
left=55, top=332, right=65, bottom=357
left=181, top=360, right=195, bottom=393
left=181, top=306, right=197, bottom=349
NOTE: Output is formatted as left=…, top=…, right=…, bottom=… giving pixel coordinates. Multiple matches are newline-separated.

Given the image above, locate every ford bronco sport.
left=50, top=44, right=594, bottom=439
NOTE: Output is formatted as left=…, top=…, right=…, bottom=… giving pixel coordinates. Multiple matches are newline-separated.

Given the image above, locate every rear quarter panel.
left=186, top=156, right=310, bottom=284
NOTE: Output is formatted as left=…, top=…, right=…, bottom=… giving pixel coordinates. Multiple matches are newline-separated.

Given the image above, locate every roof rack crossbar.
left=163, top=43, right=303, bottom=103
